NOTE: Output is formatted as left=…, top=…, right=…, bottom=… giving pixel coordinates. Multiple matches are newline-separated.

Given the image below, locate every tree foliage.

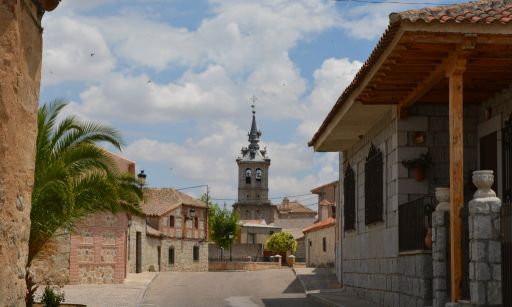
left=205, top=197, right=240, bottom=249
left=266, top=231, right=297, bottom=253
left=27, top=100, right=143, bottom=305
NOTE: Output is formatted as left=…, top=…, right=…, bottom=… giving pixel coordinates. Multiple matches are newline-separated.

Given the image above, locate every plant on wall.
left=401, top=152, right=432, bottom=181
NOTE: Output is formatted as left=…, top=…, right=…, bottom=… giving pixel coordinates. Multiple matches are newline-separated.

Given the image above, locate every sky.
left=40, top=0, right=460, bottom=208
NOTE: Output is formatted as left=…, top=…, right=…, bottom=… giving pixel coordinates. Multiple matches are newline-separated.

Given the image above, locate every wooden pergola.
left=309, top=1, right=512, bottom=302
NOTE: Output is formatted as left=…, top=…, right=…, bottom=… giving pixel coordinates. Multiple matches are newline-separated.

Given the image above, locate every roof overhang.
left=310, top=20, right=512, bottom=152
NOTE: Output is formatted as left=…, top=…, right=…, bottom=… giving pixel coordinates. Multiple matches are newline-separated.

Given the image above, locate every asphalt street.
left=141, top=269, right=319, bottom=307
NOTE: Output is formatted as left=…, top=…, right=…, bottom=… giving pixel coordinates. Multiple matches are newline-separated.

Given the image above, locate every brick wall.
left=69, top=212, right=128, bottom=284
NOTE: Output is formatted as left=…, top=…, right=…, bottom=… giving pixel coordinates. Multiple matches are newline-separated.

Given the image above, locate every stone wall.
left=209, top=261, right=280, bottom=271
left=305, top=226, right=335, bottom=267
left=0, top=1, right=43, bottom=305
left=209, top=243, right=263, bottom=261
left=342, top=109, right=399, bottom=306
left=431, top=211, right=450, bottom=307
left=31, top=230, right=71, bottom=285
left=402, top=105, right=479, bottom=201
left=70, top=212, right=128, bottom=284
left=397, top=253, right=433, bottom=307
left=161, top=240, right=208, bottom=272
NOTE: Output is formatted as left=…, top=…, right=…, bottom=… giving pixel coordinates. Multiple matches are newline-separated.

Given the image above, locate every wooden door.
left=157, top=246, right=161, bottom=272
left=136, top=232, right=142, bottom=273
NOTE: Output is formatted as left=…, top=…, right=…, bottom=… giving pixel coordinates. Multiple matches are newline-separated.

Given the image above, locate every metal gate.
left=501, top=118, right=512, bottom=307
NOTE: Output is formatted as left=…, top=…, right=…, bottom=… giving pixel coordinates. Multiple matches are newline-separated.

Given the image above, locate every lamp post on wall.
left=137, top=170, right=147, bottom=188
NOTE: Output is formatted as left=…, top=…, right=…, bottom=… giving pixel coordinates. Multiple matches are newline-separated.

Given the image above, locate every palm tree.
left=26, top=100, right=143, bottom=305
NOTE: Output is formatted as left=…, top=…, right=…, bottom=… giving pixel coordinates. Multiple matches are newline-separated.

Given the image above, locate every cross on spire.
left=250, top=95, right=257, bottom=114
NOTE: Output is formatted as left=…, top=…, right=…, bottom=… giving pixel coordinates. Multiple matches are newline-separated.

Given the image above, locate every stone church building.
left=232, top=107, right=315, bottom=259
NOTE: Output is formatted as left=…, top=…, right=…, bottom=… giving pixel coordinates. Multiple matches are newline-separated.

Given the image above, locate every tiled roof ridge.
left=302, top=217, right=335, bottom=233
left=391, top=0, right=512, bottom=24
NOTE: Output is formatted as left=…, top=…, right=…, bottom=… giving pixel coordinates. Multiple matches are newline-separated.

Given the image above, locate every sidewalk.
left=293, top=267, right=381, bottom=307
left=58, top=272, right=157, bottom=307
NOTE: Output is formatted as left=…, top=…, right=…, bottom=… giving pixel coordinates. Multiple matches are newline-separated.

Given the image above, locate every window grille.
left=365, top=144, right=384, bottom=225
left=322, top=237, right=326, bottom=252
left=344, top=164, right=356, bottom=231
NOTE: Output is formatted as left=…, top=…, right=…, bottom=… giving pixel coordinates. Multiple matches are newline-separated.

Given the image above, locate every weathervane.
left=250, top=95, right=257, bottom=114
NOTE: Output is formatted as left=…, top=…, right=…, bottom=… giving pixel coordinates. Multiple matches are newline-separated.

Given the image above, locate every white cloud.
left=41, top=16, right=115, bottom=86
left=298, top=57, right=362, bottom=139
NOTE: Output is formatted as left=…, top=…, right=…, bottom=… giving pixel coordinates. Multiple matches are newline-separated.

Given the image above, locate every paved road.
left=141, top=269, right=318, bottom=307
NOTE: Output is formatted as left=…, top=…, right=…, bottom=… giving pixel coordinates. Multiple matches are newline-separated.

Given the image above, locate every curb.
left=307, top=292, right=338, bottom=307
left=136, top=272, right=159, bottom=307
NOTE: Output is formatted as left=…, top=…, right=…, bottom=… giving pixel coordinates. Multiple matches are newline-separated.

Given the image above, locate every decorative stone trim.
left=435, top=187, right=450, bottom=212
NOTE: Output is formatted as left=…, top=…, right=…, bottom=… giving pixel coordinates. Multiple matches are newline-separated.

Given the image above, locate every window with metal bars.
left=344, top=164, right=356, bottom=231
left=365, top=144, right=384, bottom=225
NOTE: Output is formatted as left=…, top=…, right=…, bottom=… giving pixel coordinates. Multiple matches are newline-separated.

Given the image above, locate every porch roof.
left=309, top=0, right=512, bottom=152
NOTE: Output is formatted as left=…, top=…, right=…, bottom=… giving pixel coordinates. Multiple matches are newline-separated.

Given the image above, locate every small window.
left=245, top=168, right=252, bottom=184
left=255, top=169, right=262, bottom=182
left=169, top=215, right=175, bottom=228
left=194, top=217, right=199, bottom=229
left=193, top=246, right=199, bottom=261
left=323, top=237, right=326, bottom=252
left=168, top=247, right=175, bottom=265
left=269, top=231, right=274, bottom=235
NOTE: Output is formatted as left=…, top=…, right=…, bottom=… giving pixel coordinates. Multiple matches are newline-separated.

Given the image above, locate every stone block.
left=491, top=264, right=501, bottom=281
left=470, top=241, right=486, bottom=262
left=471, top=215, right=493, bottom=240
left=429, top=117, right=446, bottom=132
left=475, top=262, right=491, bottom=281
left=487, top=281, right=502, bottom=305
left=469, top=200, right=490, bottom=215
left=433, top=261, right=446, bottom=278
left=470, top=281, right=487, bottom=305
left=433, top=277, right=446, bottom=291
left=398, top=116, right=428, bottom=132
left=434, top=132, right=449, bottom=146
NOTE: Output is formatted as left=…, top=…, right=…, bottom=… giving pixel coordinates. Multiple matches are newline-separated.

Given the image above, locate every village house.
left=302, top=181, right=339, bottom=268
left=309, top=1, right=512, bottom=306
left=134, top=188, right=209, bottom=272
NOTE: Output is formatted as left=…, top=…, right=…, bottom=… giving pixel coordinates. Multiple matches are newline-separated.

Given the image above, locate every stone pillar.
left=468, top=170, right=502, bottom=306
left=1, top=1, right=43, bottom=306
left=432, top=187, right=450, bottom=307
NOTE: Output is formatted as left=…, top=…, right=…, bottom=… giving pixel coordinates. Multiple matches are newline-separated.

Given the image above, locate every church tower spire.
left=235, top=97, right=271, bottom=217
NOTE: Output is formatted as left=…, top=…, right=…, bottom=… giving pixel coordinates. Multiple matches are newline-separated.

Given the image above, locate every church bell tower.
left=233, top=101, right=274, bottom=222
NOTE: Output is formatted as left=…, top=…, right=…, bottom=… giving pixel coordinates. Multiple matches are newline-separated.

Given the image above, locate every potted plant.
left=401, top=152, right=432, bottom=181
left=424, top=202, right=433, bottom=250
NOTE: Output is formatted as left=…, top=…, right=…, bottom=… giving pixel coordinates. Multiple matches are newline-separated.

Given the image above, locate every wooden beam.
left=447, top=58, right=466, bottom=303
left=396, top=51, right=457, bottom=118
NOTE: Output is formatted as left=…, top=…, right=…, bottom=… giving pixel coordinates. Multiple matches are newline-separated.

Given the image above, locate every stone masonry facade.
left=70, top=212, right=129, bottom=284
left=0, top=1, right=43, bottom=305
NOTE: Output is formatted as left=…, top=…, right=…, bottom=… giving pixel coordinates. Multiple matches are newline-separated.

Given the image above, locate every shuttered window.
left=365, top=144, right=384, bottom=225
left=344, top=164, right=356, bottom=231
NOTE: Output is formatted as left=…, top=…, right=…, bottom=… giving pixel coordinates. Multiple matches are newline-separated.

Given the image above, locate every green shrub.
left=40, top=285, right=65, bottom=307
left=266, top=231, right=297, bottom=253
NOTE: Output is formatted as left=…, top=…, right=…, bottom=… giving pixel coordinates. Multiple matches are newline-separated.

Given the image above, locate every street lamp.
left=137, top=170, right=147, bottom=188
left=189, top=208, right=196, bottom=218
left=228, top=232, right=234, bottom=262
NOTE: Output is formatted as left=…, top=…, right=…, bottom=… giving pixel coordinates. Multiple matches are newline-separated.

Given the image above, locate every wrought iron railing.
left=398, top=196, right=433, bottom=252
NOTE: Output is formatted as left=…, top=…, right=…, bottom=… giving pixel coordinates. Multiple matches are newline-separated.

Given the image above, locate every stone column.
left=1, top=1, right=43, bottom=306
left=432, top=187, right=450, bottom=307
left=469, top=170, right=502, bottom=306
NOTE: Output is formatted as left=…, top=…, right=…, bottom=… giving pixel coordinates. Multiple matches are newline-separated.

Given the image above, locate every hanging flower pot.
left=414, top=167, right=425, bottom=181
left=402, top=152, right=432, bottom=182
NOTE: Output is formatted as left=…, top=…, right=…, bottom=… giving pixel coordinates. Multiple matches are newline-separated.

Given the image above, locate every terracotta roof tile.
left=303, top=217, right=335, bottom=233
left=309, top=0, right=512, bottom=148
left=276, top=201, right=316, bottom=214
left=142, top=188, right=207, bottom=216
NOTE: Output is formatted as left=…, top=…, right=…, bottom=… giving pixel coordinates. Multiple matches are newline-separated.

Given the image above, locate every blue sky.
left=40, top=0, right=460, bottom=207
